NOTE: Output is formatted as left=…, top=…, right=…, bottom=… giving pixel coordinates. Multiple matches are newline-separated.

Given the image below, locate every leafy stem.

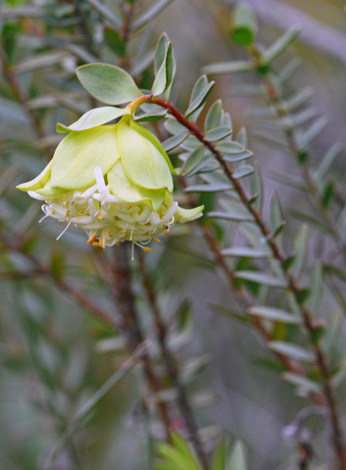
left=130, top=94, right=346, bottom=470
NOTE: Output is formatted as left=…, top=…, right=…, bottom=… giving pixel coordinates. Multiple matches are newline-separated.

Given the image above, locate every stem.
left=247, top=45, right=346, bottom=263
left=111, top=244, right=173, bottom=437
left=137, top=249, right=209, bottom=470
left=0, top=43, right=46, bottom=142
left=131, top=94, right=346, bottom=470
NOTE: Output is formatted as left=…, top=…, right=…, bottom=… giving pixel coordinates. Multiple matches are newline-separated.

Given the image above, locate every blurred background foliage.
left=1, top=1, right=346, bottom=469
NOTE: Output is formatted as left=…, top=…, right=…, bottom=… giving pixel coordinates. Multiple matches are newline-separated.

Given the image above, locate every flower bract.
left=17, top=112, right=203, bottom=250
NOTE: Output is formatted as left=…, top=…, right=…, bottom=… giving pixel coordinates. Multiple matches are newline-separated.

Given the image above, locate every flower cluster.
left=17, top=113, right=203, bottom=250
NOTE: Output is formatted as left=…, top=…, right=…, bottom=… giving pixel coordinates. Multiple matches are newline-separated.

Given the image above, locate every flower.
left=17, top=114, right=203, bottom=250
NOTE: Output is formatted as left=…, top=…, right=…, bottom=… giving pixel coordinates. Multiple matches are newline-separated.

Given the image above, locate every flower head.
left=17, top=112, right=203, bottom=250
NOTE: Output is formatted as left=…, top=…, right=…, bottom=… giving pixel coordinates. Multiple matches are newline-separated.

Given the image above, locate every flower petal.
left=51, top=125, right=120, bottom=190
left=108, top=159, right=165, bottom=210
left=56, top=106, right=130, bottom=133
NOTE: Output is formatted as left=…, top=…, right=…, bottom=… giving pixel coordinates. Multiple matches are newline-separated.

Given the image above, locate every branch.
left=226, top=0, right=346, bottom=65
left=130, top=94, right=346, bottom=470
left=137, top=249, right=209, bottom=470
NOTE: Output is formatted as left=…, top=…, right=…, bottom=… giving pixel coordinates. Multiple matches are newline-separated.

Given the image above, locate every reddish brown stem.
left=137, top=250, right=209, bottom=470
left=130, top=94, right=346, bottom=470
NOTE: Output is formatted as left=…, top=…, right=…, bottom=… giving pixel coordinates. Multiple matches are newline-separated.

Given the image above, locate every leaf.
left=235, top=271, right=287, bottom=288
left=185, top=75, right=215, bottom=118
left=56, top=106, right=130, bottom=133
left=205, top=126, right=232, bottom=142
left=269, top=341, right=314, bottom=362
left=231, top=3, right=258, bottom=47
left=84, top=0, right=122, bottom=28
left=221, top=247, right=271, bottom=258
left=181, top=146, right=206, bottom=175
left=269, top=192, right=284, bottom=246
left=132, top=0, right=174, bottom=30
left=291, top=224, right=309, bottom=278
left=224, top=151, right=253, bottom=163
left=162, top=131, right=190, bottom=152
left=216, top=141, right=245, bottom=154
left=282, top=372, right=321, bottom=394
left=323, top=263, right=346, bottom=284
left=314, top=143, right=342, bottom=185
left=203, top=60, right=252, bottom=75
left=227, top=441, right=247, bottom=470
left=212, top=439, right=227, bottom=470
left=285, top=86, right=314, bottom=112
left=232, top=165, right=254, bottom=179
left=295, top=118, right=328, bottom=149
left=152, top=42, right=175, bottom=96
left=51, top=126, right=119, bottom=190
left=76, top=63, right=142, bottom=105
left=205, top=100, right=222, bottom=132
left=185, top=184, right=233, bottom=193
left=136, top=103, right=168, bottom=122
left=207, top=211, right=253, bottom=223
left=262, top=26, right=301, bottom=64
left=104, top=27, right=125, bottom=57
left=278, top=57, right=302, bottom=85
left=248, top=306, right=302, bottom=325
left=249, top=164, right=263, bottom=211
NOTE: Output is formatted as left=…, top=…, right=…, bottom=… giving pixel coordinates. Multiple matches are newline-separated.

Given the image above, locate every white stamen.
left=56, top=220, right=72, bottom=240
left=94, top=167, right=106, bottom=194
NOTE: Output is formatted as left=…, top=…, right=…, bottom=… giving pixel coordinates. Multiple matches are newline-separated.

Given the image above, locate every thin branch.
left=137, top=249, right=209, bottom=470
left=226, top=0, right=346, bottom=65
left=111, top=245, right=173, bottom=437
left=129, top=94, right=346, bottom=470
left=247, top=44, right=346, bottom=264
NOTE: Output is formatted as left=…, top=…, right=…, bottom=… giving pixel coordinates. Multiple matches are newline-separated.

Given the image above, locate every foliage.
left=1, top=1, right=346, bottom=470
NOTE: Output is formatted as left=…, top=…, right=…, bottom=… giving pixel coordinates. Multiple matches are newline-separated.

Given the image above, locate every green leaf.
left=269, top=192, right=284, bottom=246
left=212, top=440, right=227, bottom=470
left=185, top=75, right=215, bottom=118
left=221, top=247, right=271, bottom=258
left=249, top=164, right=263, bottom=211
left=104, top=27, right=125, bottom=57
left=51, top=126, right=120, bottom=190
left=232, top=165, right=254, bottom=179
left=278, top=57, right=302, bottom=85
left=56, top=106, right=130, bottom=133
left=205, top=100, right=222, bottom=132
left=203, top=60, right=252, bottom=75
left=181, top=146, right=206, bottom=175
left=248, top=306, right=302, bottom=325
left=132, top=0, right=174, bottom=31
left=291, top=224, right=309, bottom=278
left=231, top=2, right=258, bottom=47
left=76, top=63, right=142, bottom=105
left=152, top=42, right=175, bottom=96
left=227, top=441, right=247, bottom=470
left=285, top=86, right=314, bottom=112
left=235, top=271, right=287, bottom=288
left=185, top=184, right=233, bottom=193
left=282, top=372, right=321, bottom=394
left=216, top=141, right=245, bottom=154
left=269, top=341, right=314, bottom=362
left=224, top=151, right=253, bottom=163
left=262, top=26, right=301, bottom=64
left=84, top=0, right=122, bottom=29
left=205, top=126, right=232, bottom=142
left=207, top=211, right=253, bottom=222
left=295, top=118, right=328, bottom=149
left=314, top=143, right=342, bottom=185
left=162, top=131, right=190, bottom=152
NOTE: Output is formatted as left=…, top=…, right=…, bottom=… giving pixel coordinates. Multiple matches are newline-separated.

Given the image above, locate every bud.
left=17, top=115, right=203, bottom=249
